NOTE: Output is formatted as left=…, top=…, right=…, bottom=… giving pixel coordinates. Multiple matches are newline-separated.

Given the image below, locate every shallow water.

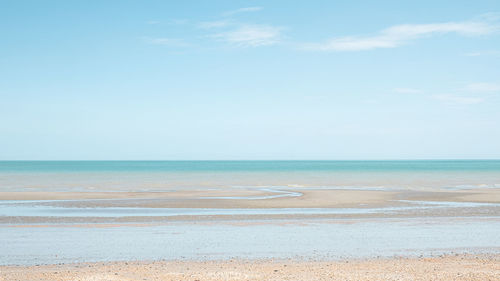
left=1, top=217, right=499, bottom=265
left=0, top=200, right=498, bottom=218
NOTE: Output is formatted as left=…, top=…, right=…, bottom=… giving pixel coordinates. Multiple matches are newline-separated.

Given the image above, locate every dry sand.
left=1, top=254, right=499, bottom=281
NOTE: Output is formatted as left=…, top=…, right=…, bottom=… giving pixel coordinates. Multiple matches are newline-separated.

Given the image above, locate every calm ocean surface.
left=1, top=160, right=500, bottom=192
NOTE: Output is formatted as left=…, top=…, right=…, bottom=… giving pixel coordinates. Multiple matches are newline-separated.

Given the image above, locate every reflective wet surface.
left=1, top=217, right=500, bottom=265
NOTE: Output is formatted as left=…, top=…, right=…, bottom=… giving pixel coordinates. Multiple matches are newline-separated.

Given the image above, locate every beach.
left=1, top=187, right=500, bottom=224
left=1, top=161, right=500, bottom=280
left=2, top=254, right=500, bottom=281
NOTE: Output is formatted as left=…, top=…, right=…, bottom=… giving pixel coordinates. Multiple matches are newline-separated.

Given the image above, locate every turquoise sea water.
left=2, top=160, right=500, bottom=172
left=1, top=160, right=500, bottom=192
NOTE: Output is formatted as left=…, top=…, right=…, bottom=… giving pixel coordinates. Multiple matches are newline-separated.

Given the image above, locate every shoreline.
left=2, top=254, right=499, bottom=281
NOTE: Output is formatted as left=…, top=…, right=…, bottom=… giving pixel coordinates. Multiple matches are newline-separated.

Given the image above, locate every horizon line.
left=1, top=159, right=500, bottom=162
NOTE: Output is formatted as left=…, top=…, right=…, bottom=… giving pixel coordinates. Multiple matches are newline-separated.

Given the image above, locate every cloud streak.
left=394, top=88, right=422, bottom=94
left=223, top=7, right=263, bottom=17
left=211, top=25, right=282, bottom=47
left=464, top=50, right=500, bottom=57
left=198, top=20, right=231, bottom=29
left=303, top=20, right=498, bottom=51
left=465, top=82, right=500, bottom=93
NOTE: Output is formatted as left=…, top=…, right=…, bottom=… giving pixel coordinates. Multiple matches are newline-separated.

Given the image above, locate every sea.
left=1, top=160, right=500, bottom=192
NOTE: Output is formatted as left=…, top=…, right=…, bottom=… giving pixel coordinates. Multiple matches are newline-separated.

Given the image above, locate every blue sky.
left=1, top=0, right=500, bottom=160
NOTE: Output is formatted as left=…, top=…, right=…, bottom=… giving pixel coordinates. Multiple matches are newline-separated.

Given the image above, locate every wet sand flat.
left=2, top=188, right=500, bottom=209
left=2, top=254, right=499, bottom=281
left=2, top=217, right=500, bottom=266
left=0, top=189, right=396, bottom=209
left=2, top=179, right=500, bottom=276
left=2, top=188, right=500, bottom=224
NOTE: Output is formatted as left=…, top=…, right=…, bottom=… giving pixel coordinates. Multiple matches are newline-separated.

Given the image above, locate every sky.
left=1, top=0, right=500, bottom=160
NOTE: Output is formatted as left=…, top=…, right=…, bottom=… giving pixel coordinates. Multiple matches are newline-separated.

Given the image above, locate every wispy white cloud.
left=464, top=82, right=500, bottom=92
left=223, top=7, right=263, bottom=16
left=464, top=52, right=483, bottom=57
left=420, top=82, right=500, bottom=105
left=211, top=25, right=282, bottom=47
left=146, top=20, right=160, bottom=25
left=145, top=6, right=278, bottom=49
left=433, top=94, right=484, bottom=105
left=145, top=37, right=189, bottom=47
left=302, top=20, right=498, bottom=51
left=394, top=88, right=422, bottom=94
